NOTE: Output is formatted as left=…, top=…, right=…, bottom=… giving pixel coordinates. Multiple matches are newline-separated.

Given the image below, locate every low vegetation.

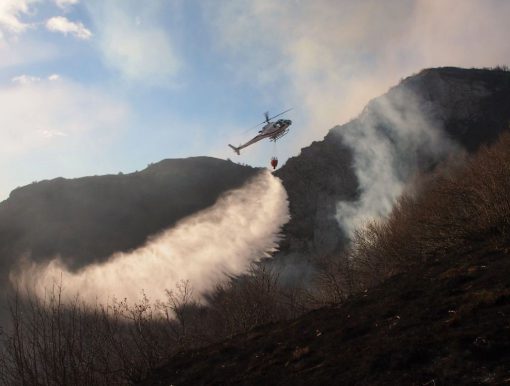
left=352, top=131, right=510, bottom=287
left=2, top=131, right=510, bottom=385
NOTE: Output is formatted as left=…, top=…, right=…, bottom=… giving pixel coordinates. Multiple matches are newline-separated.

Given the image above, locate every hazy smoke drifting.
left=207, top=0, right=510, bottom=168
left=12, top=170, right=289, bottom=305
left=336, top=86, right=460, bottom=235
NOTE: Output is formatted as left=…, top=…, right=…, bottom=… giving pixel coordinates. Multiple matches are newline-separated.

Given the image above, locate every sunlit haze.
left=1, top=0, right=509, bottom=200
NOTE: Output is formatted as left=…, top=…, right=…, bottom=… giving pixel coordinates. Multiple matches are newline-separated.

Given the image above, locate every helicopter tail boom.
left=228, top=144, right=240, bottom=155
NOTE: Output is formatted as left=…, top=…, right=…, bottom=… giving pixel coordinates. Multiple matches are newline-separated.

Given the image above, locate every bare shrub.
left=0, top=281, right=203, bottom=385
left=0, top=267, right=310, bottom=385
left=0, top=286, right=116, bottom=385
left=306, top=252, right=357, bottom=306
left=350, top=131, right=510, bottom=288
left=203, top=264, right=296, bottom=337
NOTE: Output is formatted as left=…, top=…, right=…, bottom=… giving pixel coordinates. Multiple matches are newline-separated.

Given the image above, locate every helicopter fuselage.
left=259, top=119, right=292, bottom=139
left=228, top=114, right=292, bottom=155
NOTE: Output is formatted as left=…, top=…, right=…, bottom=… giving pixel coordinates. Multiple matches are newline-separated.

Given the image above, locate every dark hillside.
left=141, top=133, right=510, bottom=386
left=395, top=67, right=510, bottom=150
left=276, top=67, right=510, bottom=256
left=0, top=157, right=258, bottom=270
left=275, top=132, right=358, bottom=254
left=141, top=245, right=510, bottom=386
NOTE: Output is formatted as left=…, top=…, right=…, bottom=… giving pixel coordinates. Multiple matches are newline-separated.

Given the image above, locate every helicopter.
left=228, top=109, right=292, bottom=156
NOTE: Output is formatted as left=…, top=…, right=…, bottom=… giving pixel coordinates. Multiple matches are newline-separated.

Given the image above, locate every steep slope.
left=141, top=243, right=510, bottom=385
left=276, top=67, right=510, bottom=256
left=0, top=157, right=258, bottom=272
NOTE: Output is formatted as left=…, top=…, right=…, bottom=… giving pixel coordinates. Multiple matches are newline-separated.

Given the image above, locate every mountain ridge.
left=0, top=156, right=259, bottom=274
left=275, top=66, right=510, bottom=257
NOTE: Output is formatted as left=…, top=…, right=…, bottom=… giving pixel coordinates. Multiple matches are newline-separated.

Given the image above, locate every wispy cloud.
left=206, top=0, right=510, bottom=150
left=0, top=1, right=58, bottom=69
left=0, top=38, right=58, bottom=70
left=86, top=1, right=181, bottom=86
left=0, top=75, right=127, bottom=156
left=46, top=16, right=92, bottom=39
left=0, top=0, right=37, bottom=35
left=206, top=0, right=510, bottom=231
left=54, top=0, right=79, bottom=9
left=11, top=74, right=41, bottom=85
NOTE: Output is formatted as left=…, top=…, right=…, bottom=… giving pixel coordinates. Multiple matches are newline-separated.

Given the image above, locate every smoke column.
left=12, top=170, right=289, bottom=305
left=336, top=86, right=460, bottom=236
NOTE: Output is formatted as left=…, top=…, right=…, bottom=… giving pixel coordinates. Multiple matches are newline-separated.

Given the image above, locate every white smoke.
left=336, top=85, right=461, bottom=236
left=12, top=170, right=290, bottom=305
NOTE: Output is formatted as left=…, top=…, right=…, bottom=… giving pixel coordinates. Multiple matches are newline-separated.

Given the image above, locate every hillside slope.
left=1, top=68, right=508, bottom=274
left=141, top=242, right=510, bottom=385
left=0, top=157, right=258, bottom=272
left=276, top=67, right=510, bottom=256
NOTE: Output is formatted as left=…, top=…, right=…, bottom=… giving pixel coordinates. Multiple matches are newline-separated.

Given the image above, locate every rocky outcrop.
left=276, top=67, right=510, bottom=258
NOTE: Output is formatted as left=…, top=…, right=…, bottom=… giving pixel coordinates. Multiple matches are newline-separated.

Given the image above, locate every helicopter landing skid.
left=270, top=128, right=289, bottom=142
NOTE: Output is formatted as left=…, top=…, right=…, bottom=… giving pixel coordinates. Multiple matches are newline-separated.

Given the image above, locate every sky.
left=1, top=0, right=509, bottom=200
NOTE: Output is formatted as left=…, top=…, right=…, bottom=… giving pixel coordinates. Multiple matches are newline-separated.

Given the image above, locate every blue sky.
left=1, top=0, right=509, bottom=199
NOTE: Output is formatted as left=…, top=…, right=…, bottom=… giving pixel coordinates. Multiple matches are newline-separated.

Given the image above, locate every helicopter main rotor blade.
left=266, top=108, right=293, bottom=121
left=243, top=121, right=266, bottom=133
left=242, top=108, right=293, bottom=134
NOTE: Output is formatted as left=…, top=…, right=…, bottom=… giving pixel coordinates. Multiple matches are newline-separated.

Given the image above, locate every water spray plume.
left=12, top=170, right=290, bottom=306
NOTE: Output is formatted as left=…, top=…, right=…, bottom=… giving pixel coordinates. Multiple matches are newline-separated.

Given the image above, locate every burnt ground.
left=141, top=243, right=510, bottom=385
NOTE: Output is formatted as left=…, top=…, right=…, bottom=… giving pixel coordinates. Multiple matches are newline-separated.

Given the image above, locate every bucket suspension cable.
left=270, top=141, right=278, bottom=170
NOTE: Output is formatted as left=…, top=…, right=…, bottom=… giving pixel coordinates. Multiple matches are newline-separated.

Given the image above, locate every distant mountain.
left=0, top=157, right=258, bottom=273
left=276, top=67, right=510, bottom=257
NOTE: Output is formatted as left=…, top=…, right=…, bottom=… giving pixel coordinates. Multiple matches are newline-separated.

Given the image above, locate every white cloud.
left=87, top=1, right=181, bottom=85
left=10, top=73, right=58, bottom=84
left=13, top=171, right=290, bottom=306
left=11, top=74, right=41, bottom=84
left=0, top=1, right=56, bottom=69
left=0, top=0, right=37, bottom=34
left=37, top=128, right=67, bottom=138
left=46, top=16, right=92, bottom=39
